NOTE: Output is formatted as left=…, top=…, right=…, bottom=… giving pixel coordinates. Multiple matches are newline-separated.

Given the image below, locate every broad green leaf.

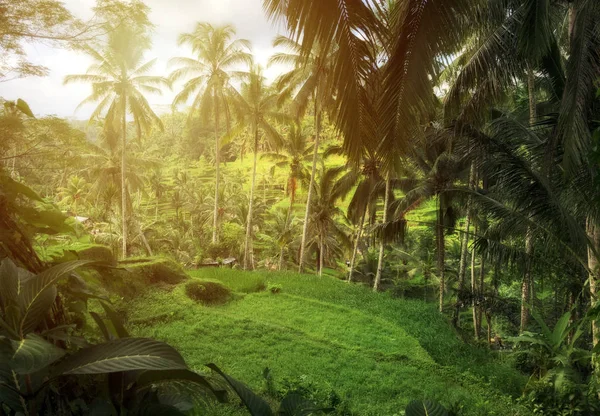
left=405, top=400, right=448, bottom=416
left=100, top=302, right=130, bottom=338
left=0, top=259, right=21, bottom=332
left=207, top=363, right=273, bottom=416
left=90, top=311, right=112, bottom=341
left=20, top=260, right=95, bottom=331
left=20, top=285, right=57, bottom=336
left=10, top=334, right=65, bottom=374
left=135, top=369, right=228, bottom=403
left=137, top=402, right=186, bottom=415
left=531, top=310, right=552, bottom=341
left=550, top=311, right=572, bottom=347
left=0, top=258, right=20, bottom=304
left=53, top=338, right=188, bottom=375
left=0, top=175, right=42, bottom=202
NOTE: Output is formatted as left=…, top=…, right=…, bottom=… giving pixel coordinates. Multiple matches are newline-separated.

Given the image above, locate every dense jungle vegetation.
left=2, top=0, right=600, bottom=415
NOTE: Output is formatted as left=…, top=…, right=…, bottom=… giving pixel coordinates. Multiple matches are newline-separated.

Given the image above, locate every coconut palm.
left=64, top=25, right=168, bottom=258
left=262, top=124, right=312, bottom=223
left=307, top=166, right=351, bottom=276
left=269, top=35, right=339, bottom=273
left=227, top=66, right=288, bottom=269
left=169, top=23, right=252, bottom=244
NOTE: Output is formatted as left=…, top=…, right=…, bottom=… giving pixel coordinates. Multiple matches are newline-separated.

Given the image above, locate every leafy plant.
left=0, top=258, right=226, bottom=415
left=208, top=363, right=332, bottom=416
left=509, top=310, right=591, bottom=391
left=405, top=400, right=448, bottom=416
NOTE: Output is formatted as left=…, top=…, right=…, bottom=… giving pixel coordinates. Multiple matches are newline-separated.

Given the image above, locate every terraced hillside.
left=124, top=269, right=526, bottom=415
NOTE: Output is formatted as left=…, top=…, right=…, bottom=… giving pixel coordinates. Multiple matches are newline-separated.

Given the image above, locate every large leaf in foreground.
left=54, top=338, right=187, bottom=375
left=11, top=334, right=65, bottom=374
left=207, top=363, right=273, bottom=416
left=405, top=400, right=448, bottom=416
left=135, top=369, right=228, bottom=402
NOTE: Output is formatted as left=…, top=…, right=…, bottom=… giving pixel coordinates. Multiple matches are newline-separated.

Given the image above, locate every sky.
left=0, top=0, right=286, bottom=119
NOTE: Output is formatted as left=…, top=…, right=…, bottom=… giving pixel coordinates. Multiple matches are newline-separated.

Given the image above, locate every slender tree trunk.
left=454, top=162, right=475, bottom=326
left=155, top=197, right=159, bottom=222
left=138, top=220, right=153, bottom=256
left=471, top=243, right=479, bottom=339
left=319, top=234, right=324, bottom=277
left=121, top=97, right=128, bottom=259
left=298, top=101, right=321, bottom=273
left=476, top=251, right=486, bottom=337
left=437, top=196, right=446, bottom=312
left=486, top=312, right=492, bottom=346
left=244, top=125, right=259, bottom=270
left=348, top=208, right=367, bottom=282
left=279, top=245, right=285, bottom=271
left=587, top=218, right=600, bottom=346
left=212, top=96, right=220, bottom=244
left=521, top=68, right=537, bottom=333
left=374, top=176, right=391, bottom=292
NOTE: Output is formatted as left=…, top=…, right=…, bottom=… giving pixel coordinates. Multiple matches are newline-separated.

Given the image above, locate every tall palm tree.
left=262, top=124, right=312, bottom=223
left=228, top=66, right=288, bottom=269
left=169, top=23, right=252, bottom=244
left=311, top=167, right=351, bottom=276
left=64, top=25, right=168, bottom=258
left=269, top=35, right=337, bottom=273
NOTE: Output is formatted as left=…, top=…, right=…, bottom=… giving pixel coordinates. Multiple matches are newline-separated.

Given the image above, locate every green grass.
left=125, top=269, right=526, bottom=416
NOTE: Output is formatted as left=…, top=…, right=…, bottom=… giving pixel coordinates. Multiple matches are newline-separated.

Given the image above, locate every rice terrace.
left=1, top=0, right=600, bottom=415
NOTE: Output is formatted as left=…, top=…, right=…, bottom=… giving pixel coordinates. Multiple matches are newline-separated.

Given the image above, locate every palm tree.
left=262, top=124, right=312, bottom=223
left=57, top=175, right=90, bottom=217
left=269, top=35, right=337, bottom=273
left=169, top=23, right=252, bottom=244
left=64, top=25, right=168, bottom=258
left=308, top=167, right=351, bottom=276
left=228, top=66, right=288, bottom=269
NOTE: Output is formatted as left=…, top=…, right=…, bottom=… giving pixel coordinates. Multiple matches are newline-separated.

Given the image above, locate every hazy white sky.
left=0, top=0, right=286, bottom=119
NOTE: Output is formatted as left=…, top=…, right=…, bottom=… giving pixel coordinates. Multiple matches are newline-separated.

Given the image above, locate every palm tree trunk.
left=212, top=96, right=220, bottom=244
left=521, top=67, right=536, bottom=333
left=121, top=97, right=128, bottom=259
left=477, top=251, right=486, bottom=337
left=298, top=101, right=321, bottom=273
left=279, top=245, right=285, bottom=271
left=244, top=125, right=259, bottom=270
left=454, top=162, right=475, bottom=326
left=437, top=196, right=445, bottom=312
left=319, top=234, right=324, bottom=277
left=520, top=228, right=534, bottom=333
left=374, top=176, right=391, bottom=292
left=471, top=243, right=479, bottom=339
left=587, top=218, right=600, bottom=346
left=348, top=207, right=367, bottom=282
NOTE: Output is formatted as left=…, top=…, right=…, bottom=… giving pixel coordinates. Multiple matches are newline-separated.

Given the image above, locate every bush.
left=267, top=283, right=282, bottom=294
left=185, top=280, right=232, bottom=305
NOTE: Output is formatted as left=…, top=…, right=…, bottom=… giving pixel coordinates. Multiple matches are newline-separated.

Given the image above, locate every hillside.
left=124, top=269, right=526, bottom=415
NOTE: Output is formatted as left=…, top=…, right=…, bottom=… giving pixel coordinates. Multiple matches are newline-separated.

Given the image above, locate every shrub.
left=268, top=283, right=282, bottom=294
left=185, top=280, right=232, bottom=305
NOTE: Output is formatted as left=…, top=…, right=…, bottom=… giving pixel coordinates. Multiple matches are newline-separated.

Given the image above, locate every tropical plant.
left=262, top=124, right=312, bottom=222
left=510, top=310, right=591, bottom=390
left=307, top=167, right=350, bottom=275
left=227, top=66, right=288, bottom=269
left=270, top=34, right=338, bottom=273
left=64, top=24, right=168, bottom=258
left=169, top=22, right=252, bottom=244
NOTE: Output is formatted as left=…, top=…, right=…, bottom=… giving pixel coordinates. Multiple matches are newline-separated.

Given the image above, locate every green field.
left=125, top=269, right=526, bottom=415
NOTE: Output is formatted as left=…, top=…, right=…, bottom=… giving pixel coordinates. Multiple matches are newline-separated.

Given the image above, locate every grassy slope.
left=125, top=269, right=525, bottom=415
